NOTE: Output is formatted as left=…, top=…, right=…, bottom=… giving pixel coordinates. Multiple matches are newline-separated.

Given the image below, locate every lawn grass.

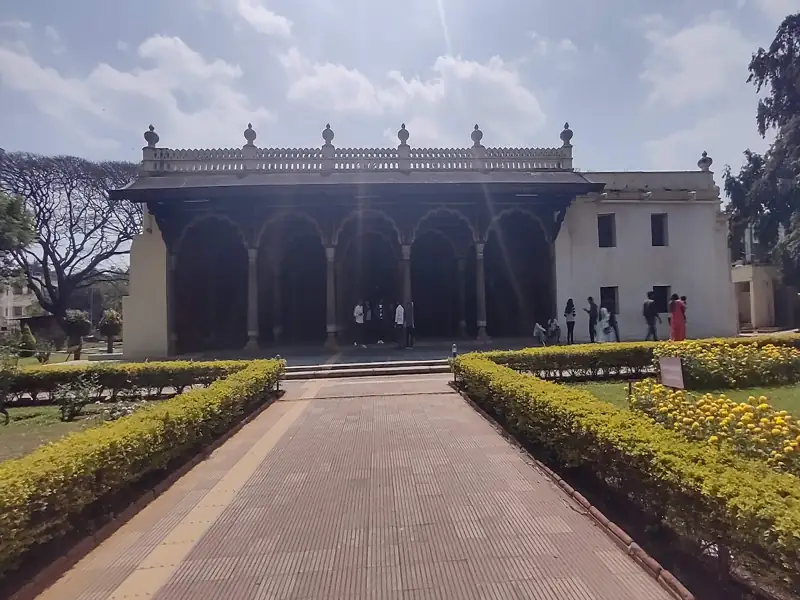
left=571, top=380, right=800, bottom=415
left=0, top=404, right=104, bottom=462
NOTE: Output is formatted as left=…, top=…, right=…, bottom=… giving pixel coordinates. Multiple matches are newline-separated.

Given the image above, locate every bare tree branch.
left=0, top=152, right=140, bottom=324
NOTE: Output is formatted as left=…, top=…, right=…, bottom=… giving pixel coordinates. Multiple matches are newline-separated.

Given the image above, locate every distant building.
left=0, top=281, right=41, bottom=330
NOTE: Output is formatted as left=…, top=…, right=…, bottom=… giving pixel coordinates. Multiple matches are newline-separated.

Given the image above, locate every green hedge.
left=6, top=360, right=253, bottom=403
left=453, top=354, right=800, bottom=582
left=485, top=334, right=800, bottom=379
left=0, top=358, right=285, bottom=578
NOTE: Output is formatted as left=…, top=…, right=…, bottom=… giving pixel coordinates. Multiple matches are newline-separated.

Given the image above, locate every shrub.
left=484, top=334, right=800, bottom=379
left=62, top=310, right=91, bottom=359
left=0, top=358, right=285, bottom=578
left=453, top=354, right=800, bottom=586
left=98, top=309, right=122, bottom=353
left=18, top=325, right=35, bottom=359
left=654, top=340, right=800, bottom=389
left=7, top=359, right=251, bottom=404
left=631, top=379, right=800, bottom=473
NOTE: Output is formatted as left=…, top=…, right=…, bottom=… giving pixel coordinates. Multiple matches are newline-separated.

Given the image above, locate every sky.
left=0, top=0, right=796, bottom=186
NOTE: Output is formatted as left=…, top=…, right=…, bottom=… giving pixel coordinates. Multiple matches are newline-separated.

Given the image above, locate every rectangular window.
left=597, top=214, right=616, bottom=248
left=13, top=306, right=23, bottom=317
left=651, top=213, right=668, bottom=247
left=600, top=286, right=619, bottom=314
left=652, top=285, right=671, bottom=313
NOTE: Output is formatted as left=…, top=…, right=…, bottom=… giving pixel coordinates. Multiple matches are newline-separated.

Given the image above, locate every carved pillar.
left=336, top=261, right=345, bottom=338
left=245, top=247, right=259, bottom=350
left=271, top=260, right=282, bottom=343
left=475, top=243, right=489, bottom=342
left=457, top=257, right=467, bottom=338
left=401, top=244, right=412, bottom=306
left=167, top=252, right=177, bottom=356
left=325, top=246, right=338, bottom=350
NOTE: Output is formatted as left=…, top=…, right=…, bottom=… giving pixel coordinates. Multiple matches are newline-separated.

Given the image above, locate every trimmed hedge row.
left=453, top=354, right=800, bottom=583
left=0, top=358, right=285, bottom=578
left=485, top=334, right=800, bottom=380
left=5, top=360, right=253, bottom=403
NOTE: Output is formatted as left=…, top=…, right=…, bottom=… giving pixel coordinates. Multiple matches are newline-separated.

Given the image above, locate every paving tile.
left=37, top=376, right=677, bottom=600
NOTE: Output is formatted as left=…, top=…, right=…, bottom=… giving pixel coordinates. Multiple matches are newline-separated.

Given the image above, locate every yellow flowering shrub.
left=631, top=379, right=800, bottom=473
left=453, top=353, right=800, bottom=584
left=653, top=340, right=800, bottom=389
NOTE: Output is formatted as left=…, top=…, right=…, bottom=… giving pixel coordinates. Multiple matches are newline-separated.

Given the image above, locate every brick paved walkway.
left=36, top=374, right=675, bottom=599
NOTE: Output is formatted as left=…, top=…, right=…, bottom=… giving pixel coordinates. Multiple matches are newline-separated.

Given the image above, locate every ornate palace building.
left=113, top=123, right=737, bottom=358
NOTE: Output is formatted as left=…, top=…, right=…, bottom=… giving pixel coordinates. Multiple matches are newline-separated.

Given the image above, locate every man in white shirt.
left=394, top=301, right=405, bottom=348
left=353, top=300, right=365, bottom=347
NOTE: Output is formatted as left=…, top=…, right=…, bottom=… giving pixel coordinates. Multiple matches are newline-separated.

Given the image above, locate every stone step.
left=284, top=363, right=452, bottom=380
left=284, top=359, right=449, bottom=372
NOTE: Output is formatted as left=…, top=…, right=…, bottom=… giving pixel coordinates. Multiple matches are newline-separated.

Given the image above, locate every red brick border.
left=452, top=384, right=696, bottom=600
left=9, top=392, right=282, bottom=600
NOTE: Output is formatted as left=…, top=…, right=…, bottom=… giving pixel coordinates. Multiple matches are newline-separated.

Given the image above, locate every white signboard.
left=658, top=357, right=684, bottom=389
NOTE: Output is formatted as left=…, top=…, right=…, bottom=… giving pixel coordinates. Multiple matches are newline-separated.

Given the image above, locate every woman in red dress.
left=669, top=294, right=686, bottom=341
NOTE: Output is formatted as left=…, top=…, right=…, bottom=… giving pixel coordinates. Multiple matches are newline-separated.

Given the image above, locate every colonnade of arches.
left=172, top=208, right=555, bottom=354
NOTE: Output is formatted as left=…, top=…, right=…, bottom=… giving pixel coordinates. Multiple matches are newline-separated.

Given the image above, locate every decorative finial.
left=144, top=124, right=159, bottom=148
left=471, top=124, right=483, bottom=146
left=560, top=122, right=573, bottom=147
left=322, top=123, right=334, bottom=145
left=243, top=123, right=257, bottom=146
left=398, top=123, right=410, bottom=145
left=697, top=150, right=713, bottom=172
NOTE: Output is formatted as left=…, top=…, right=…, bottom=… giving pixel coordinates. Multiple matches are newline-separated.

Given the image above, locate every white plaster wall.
left=123, top=206, right=169, bottom=359
left=731, top=264, right=778, bottom=328
left=555, top=176, right=737, bottom=341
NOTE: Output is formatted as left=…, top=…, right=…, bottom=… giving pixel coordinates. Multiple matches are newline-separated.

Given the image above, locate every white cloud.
left=280, top=49, right=548, bottom=148
left=0, top=35, right=274, bottom=152
left=752, top=0, right=798, bottom=22
left=235, top=0, right=292, bottom=38
left=43, top=25, right=65, bottom=55
left=0, top=20, right=31, bottom=31
left=639, top=11, right=753, bottom=108
left=527, top=32, right=578, bottom=56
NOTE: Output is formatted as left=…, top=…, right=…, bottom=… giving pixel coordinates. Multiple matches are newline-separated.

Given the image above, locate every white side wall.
left=731, top=264, right=778, bottom=328
left=123, top=206, right=169, bottom=359
left=555, top=172, right=738, bottom=341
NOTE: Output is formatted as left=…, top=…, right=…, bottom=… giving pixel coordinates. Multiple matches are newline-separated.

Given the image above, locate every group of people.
left=535, top=292, right=688, bottom=346
left=352, top=299, right=415, bottom=348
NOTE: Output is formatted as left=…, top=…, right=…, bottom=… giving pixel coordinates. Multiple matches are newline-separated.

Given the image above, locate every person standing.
left=584, top=297, right=598, bottom=343
left=394, top=301, right=405, bottom=348
left=669, top=294, right=686, bottom=341
left=643, top=291, right=661, bottom=341
left=375, top=299, right=386, bottom=344
left=353, top=300, right=366, bottom=347
left=596, top=306, right=612, bottom=343
left=404, top=301, right=415, bottom=348
left=608, top=309, right=620, bottom=342
left=564, top=298, right=576, bottom=344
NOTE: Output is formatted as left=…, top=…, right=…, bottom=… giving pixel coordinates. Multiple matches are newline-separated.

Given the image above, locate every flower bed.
left=0, top=358, right=284, bottom=579
left=5, top=360, right=252, bottom=404
left=654, top=341, right=800, bottom=389
left=484, top=334, right=800, bottom=381
left=453, top=353, right=800, bottom=587
left=631, top=379, right=800, bottom=474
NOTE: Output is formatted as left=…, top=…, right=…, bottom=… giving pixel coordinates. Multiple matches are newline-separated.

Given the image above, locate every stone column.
left=245, top=247, right=259, bottom=350
left=271, top=260, right=282, bottom=343
left=325, top=246, right=338, bottom=350
left=167, top=252, right=177, bottom=356
left=457, top=257, right=467, bottom=337
left=475, top=243, right=489, bottom=341
left=401, top=244, right=412, bottom=306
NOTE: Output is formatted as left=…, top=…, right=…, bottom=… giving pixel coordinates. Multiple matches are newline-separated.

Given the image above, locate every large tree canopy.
left=0, top=152, right=140, bottom=324
left=0, top=190, right=34, bottom=278
left=724, top=13, right=800, bottom=280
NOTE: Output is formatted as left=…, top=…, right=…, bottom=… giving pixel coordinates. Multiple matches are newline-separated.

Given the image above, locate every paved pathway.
left=36, top=374, right=675, bottom=599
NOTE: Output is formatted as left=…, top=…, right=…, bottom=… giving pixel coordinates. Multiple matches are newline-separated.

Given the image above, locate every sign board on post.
left=658, top=357, right=685, bottom=389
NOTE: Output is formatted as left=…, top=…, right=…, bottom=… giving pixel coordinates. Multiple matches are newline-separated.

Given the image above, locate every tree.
left=98, top=309, right=122, bottom=353
left=723, top=13, right=800, bottom=278
left=18, top=324, right=36, bottom=358
left=62, top=309, right=92, bottom=360
left=0, top=191, right=34, bottom=278
left=0, top=152, right=140, bottom=328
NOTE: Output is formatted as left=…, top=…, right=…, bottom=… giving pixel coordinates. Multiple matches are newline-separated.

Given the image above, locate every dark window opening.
left=600, top=286, right=619, bottom=314
left=597, top=214, right=616, bottom=248
left=652, top=285, right=671, bottom=313
left=651, top=213, right=668, bottom=247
